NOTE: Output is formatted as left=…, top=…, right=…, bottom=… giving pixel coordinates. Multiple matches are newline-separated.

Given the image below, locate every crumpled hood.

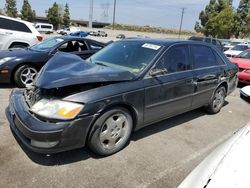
left=34, top=52, right=135, bottom=89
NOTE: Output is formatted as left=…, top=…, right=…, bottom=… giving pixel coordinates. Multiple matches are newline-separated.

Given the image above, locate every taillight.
left=37, top=36, right=43, bottom=41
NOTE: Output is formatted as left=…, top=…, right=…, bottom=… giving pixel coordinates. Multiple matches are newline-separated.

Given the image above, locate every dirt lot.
left=0, top=85, right=249, bottom=188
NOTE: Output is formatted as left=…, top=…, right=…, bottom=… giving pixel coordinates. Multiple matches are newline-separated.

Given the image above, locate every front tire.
left=14, top=65, right=38, bottom=88
left=205, top=86, right=226, bottom=114
left=88, top=107, right=133, bottom=156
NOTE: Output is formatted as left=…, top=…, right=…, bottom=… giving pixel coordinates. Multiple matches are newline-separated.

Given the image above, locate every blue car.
left=69, top=31, right=89, bottom=38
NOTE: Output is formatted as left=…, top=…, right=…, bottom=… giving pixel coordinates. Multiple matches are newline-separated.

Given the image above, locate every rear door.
left=190, top=44, right=223, bottom=108
left=144, top=44, right=195, bottom=124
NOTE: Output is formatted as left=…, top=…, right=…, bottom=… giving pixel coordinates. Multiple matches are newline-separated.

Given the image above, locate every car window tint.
left=205, top=38, right=211, bottom=43
left=213, top=50, right=225, bottom=65
left=88, top=41, right=103, bottom=50
left=212, top=39, right=217, bottom=45
left=58, top=41, right=88, bottom=52
left=192, top=45, right=217, bottom=68
left=12, top=20, right=31, bottom=33
left=156, top=45, right=191, bottom=73
left=0, top=18, right=13, bottom=30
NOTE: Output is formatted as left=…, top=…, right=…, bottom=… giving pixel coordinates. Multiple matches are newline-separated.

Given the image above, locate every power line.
left=178, top=8, right=186, bottom=38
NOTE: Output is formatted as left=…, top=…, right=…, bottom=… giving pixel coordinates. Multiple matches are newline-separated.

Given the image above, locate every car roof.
left=121, top=38, right=212, bottom=47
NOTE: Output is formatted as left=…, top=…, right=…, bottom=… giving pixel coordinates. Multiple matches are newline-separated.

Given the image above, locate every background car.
left=230, top=50, right=250, bottom=84
left=179, top=123, right=250, bottom=188
left=35, top=23, right=54, bottom=34
left=224, top=44, right=250, bottom=57
left=6, top=39, right=238, bottom=156
left=69, top=31, right=88, bottom=38
left=189, top=36, right=223, bottom=51
left=223, top=41, right=241, bottom=51
left=0, top=15, right=43, bottom=50
left=58, top=27, right=81, bottom=35
left=90, top=30, right=108, bottom=37
left=0, top=36, right=105, bottom=87
left=116, top=34, right=126, bottom=39
left=240, top=85, right=250, bottom=102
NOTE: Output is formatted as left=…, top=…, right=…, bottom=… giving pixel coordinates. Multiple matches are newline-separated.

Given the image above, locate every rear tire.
left=205, top=86, right=226, bottom=114
left=14, top=65, right=38, bottom=88
left=9, top=43, right=28, bottom=49
left=87, top=107, right=133, bottom=156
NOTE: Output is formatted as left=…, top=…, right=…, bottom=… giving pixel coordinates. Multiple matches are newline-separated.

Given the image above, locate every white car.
left=179, top=123, right=250, bottom=188
left=0, top=15, right=43, bottom=50
left=224, top=44, right=249, bottom=58
left=57, top=27, right=81, bottom=35
left=35, top=23, right=53, bottom=34
left=240, top=85, right=250, bottom=102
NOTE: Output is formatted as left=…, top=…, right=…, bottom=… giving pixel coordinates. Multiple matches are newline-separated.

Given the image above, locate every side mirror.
left=149, top=68, right=168, bottom=76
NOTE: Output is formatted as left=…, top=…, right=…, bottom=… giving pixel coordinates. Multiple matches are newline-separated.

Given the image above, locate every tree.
left=46, top=2, right=61, bottom=30
left=21, top=0, right=36, bottom=22
left=235, top=0, right=250, bottom=37
left=63, top=3, right=70, bottom=27
left=0, top=9, right=4, bottom=15
left=195, top=0, right=235, bottom=38
left=5, top=0, right=18, bottom=18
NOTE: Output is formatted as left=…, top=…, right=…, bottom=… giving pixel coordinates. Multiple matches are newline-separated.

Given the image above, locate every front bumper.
left=6, top=89, right=96, bottom=153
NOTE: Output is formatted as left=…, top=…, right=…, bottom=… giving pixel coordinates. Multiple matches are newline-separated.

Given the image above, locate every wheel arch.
left=9, top=42, right=30, bottom=49
left=85, top=102, right=139, bottom=144
left=11, top=63, right=39, bottom=83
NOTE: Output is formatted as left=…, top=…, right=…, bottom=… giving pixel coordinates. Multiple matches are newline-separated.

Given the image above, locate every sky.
left=0, top=0, right=241, bottom=31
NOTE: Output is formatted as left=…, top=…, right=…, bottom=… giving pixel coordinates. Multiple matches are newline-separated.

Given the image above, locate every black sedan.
left=0, top=36, right=105, bottom=87
left=6, top=39, right=238, bottom=156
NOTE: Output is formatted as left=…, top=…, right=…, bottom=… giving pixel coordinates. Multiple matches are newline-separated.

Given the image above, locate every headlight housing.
left=31, top=99, right=84, bottom=120
left=0, top=57, right=16, bottom=65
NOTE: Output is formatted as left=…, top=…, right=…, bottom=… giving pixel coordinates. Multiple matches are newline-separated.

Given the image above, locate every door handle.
left=5, top=32, right=13, bottom=35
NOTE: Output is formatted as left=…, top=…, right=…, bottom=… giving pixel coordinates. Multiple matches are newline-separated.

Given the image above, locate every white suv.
left=0, top=15, right=43, bottom=50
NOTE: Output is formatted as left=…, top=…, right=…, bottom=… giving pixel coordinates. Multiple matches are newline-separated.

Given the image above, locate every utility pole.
left=178, top=8, right=186, bottom=38
left=89, top=0, right=93, bottom=28
left=112, top=0, right=117, bottom=30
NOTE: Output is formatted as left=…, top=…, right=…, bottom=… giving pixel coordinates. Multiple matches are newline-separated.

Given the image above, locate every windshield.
left=236, top=51, right=250, bottom=59
left=87, top=41, right=162, bottom=75
left=30, top=38, right=64, bottom=52
left=231, top=45, right=249, bottom=51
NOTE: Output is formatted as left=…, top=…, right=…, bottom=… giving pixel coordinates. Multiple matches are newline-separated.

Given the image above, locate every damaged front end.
left=6, top=52, right=135, bottom=153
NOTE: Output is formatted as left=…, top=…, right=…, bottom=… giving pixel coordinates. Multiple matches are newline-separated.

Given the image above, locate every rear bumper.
left=6, top=89, right=96, bottom=154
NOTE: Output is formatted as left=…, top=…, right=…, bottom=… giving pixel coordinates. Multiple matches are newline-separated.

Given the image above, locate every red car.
left=230, top=50, right=250, bottom=84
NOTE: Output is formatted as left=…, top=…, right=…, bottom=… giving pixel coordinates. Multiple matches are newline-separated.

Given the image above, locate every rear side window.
left=192, top=45, right=217, bottom=69
left=0, top=17, right=31, bottom=33
left=156, top=45, right=191, bottom=73
left=212, top=39, right=216, bottom=45
left=205, top=38, right=211, bottom=43
left=41, top=25, right=52, bottom=29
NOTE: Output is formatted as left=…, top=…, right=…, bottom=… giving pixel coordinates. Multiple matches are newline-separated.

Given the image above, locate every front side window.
left=192, top=45, right=217, bottom=69
left=156, top=45, right=191, bottom=73
left=58, top=40, right=88, bottom=52
left=88, top=41, right=163, bottom=75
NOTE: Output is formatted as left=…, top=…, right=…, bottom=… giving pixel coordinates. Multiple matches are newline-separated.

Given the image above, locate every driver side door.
left=143, top=44, right=195, bottom=125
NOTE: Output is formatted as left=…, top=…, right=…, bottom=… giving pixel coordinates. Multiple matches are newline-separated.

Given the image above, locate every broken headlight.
left=31, top=99, right=84, bottom=120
